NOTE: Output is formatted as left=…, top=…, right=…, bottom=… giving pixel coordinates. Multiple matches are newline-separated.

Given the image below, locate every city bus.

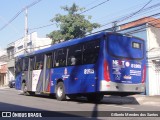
left=15, top=32, right=146, bottom=102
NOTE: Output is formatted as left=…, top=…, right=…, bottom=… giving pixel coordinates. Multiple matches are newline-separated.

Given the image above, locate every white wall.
left=146, top=25, right=160, bottom=95
left=33, top=37, right=52, bottom=51
left=8, top=68, right=14, bottom=80
left=0, top=49, right=7, bottom=56
left=14, top=32, right=52, bottom=57
left=147, top=26, right=160, bottom=50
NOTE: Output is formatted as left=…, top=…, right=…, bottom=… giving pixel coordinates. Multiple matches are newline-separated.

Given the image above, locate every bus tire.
left=56, top=82, right=66, bottom=101
left=87, top=94, right=104, bottom=103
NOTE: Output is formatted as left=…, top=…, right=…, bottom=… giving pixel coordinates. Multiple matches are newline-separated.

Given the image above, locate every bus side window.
left=55, top=48, right=67, bottom=67
left=35, top=54, right=44, bottom=70
left=83, top=40, right=100, bottom=64
left=30, top=57, right=35, bottom=71
left=15, top=58, right=23, bottom=74
left=67, top=44, right=82, bottom=66
left=46, top=53, right=53, bottom=69
left=23, top=58, right=29, bottom=71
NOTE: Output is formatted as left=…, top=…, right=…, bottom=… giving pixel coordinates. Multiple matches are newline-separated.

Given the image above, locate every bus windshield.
left=108, top=34, right=144, bottom=59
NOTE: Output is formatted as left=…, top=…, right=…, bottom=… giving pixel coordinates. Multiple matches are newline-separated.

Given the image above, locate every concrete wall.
left=0, top=63, right=8, bottom=86
left=147, top=26, right=160, bottom=50
left=146, top=26, right=160, bottom=96
left=14, top=32, right=52, bottom=57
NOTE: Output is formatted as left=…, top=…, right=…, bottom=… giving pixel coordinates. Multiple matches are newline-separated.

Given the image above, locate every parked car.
left=9, top=80, right=15, bottom=88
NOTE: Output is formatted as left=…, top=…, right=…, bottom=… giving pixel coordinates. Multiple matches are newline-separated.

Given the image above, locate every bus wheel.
left=56, top=82, right=66, bottom=101
left=87, top=94, right=104, bottom=103
left=22, top=82, right=29, bottom=96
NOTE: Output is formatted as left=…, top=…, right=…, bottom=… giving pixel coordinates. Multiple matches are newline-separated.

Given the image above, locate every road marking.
left=107, top=105, right=135, bottom=110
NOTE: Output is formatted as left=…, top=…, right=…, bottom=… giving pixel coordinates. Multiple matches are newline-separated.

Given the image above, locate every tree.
left=47, top=3, right=100, bottom=44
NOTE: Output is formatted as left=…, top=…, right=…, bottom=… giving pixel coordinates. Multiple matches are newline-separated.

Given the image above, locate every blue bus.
left=15, top=32, right=146, bottom=102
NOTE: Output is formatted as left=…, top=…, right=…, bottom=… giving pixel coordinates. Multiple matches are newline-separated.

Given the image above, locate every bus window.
left=15, top=58, right=23, bottom=74
left=55, top=48, right=67, bottom=67
left=83, top=40, right=100, bottom=64
left=108, top=35, right=144, bottom=59
left=67, top=44, right=82, bottom=66
left=30, top=57, right=35, bottom=71
left=46, top=53, right=53, bottom=69
left=35, top=54, right=44, bottom=70
left=23, top=57, right=29, bottom=71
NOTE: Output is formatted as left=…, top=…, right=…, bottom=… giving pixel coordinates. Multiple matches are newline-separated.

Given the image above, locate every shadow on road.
left=67, top=95, right=139, bottom=105
left=0, top=102, right=99, bottom=119
left=19, top=92, right=139, bottom=105
left=17, top=93, right=139, bottom=119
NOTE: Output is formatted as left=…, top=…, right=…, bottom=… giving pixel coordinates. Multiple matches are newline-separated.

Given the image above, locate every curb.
left=0, top=87, right=10, bottom=89
left=133, top=95, right=160, bottom=105
left=103, top=95, right=160, bottom=105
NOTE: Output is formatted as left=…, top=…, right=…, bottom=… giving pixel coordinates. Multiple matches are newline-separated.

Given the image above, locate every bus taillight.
left=104, top=60, right=110, bottom=82
left=142, top=65, right=146, bottom=83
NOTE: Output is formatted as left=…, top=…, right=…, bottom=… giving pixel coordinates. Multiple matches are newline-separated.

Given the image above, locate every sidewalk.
left=0, top=86, right=9, bottom=89
left=133, top=95, right=160, bottom=105
left=103, top=95, right=160, bottom=105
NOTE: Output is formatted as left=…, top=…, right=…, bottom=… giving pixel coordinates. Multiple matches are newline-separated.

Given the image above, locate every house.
left=119, top=17, right=160, bottom=95
left=7, top=32, right=52, bottom=84
left=0, top=63, right=7, bottom=87
left=0, top=49, right=8, bottom=87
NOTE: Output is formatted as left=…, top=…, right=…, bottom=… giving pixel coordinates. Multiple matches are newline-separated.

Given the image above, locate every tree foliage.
left=47, top=3, right=100, bottom=44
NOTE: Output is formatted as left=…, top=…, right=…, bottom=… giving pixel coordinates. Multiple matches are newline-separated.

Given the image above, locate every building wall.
left=14, top=32, right=52, bottom=57
left=8, top=67, right=15, bottom=81
left=147, top=26, right=160, bottom=50
left=146, top=26, right=160, bottom=95
left=147, top=60, right=160, bottom=95
left=0, top=50, right=8, bottom=87
left=0, top=63, right=8, bottom=87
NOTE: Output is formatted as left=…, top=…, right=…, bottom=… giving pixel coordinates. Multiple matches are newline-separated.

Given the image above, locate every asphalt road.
left=0, top=88, right=160, bottom=120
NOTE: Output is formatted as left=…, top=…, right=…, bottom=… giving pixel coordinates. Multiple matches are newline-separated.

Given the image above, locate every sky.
left=0, top=0, right=159, bottom=49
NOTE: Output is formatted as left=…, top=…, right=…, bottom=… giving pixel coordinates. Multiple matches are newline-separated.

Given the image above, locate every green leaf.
left=47, top=3, right=100, bottom=43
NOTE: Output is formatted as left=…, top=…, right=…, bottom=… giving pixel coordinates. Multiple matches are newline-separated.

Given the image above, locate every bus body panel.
left=15, top=73, right=22, bottom=90
left=50, top=64, right=98, bottom=94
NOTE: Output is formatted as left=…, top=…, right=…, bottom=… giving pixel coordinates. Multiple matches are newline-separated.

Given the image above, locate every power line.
left=117, top=0, right=153, bottom=23
left=101, top=0, right=155, bottom=27
left=92, top=1, right=152, bottom=22
left=29, top=23, right=56, bottom=30
left=0, top=0, right=42, bottom=32
left=97, top=1, right=160, bottom=29
left=83, top=0, right=101, bottom=8
left=29, top=0, right=110, bottom=31
left=79, top=0, right=110, bottom=15
left=87, top=12, right=160, bottom=36
left=29, top=1, right=160, bottom=31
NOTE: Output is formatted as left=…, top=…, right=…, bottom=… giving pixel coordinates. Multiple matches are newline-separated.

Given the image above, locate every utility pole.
left=24, top=8, right=28, bottom=54
left=112, top=21, right=117, bottom=32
